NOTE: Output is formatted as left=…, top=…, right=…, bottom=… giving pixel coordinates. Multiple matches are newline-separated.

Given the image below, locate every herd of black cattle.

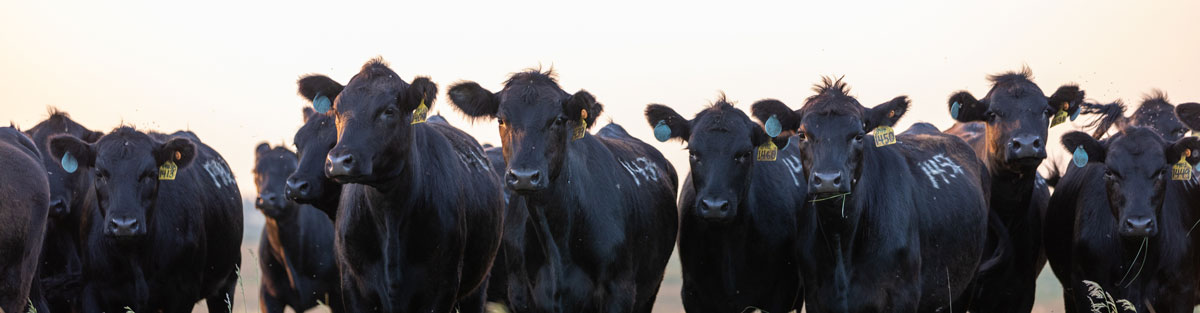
left=1, top=59, right=1199, bottom=313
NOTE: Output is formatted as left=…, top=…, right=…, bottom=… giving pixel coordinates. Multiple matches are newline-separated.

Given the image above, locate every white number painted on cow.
left=782, top=155, right=804, bottom=187
left=918, top=154, right=964, bottom=189
left=620, top=157, right=660, bottom=186
left=458, top=149, right=491, bottom=173
left=203, top=159, right=236, bottom=188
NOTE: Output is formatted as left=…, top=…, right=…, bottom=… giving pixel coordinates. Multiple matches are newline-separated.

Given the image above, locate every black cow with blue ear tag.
left=645, top=96, right=803, bottom=313
left=753, top=77, right=988, bottom=313
left=307, top=58, right=504, bottom=313
left=1046, top=127, right=1199, bottom=312
left=944, top=68, right=1085, bottom=313
left=287, top=75, right=345, bottom=219
left=447, top=68, right=678, bottom=313
left=47, top=127, right=243, bottom=313
left=0, top=126, right=49, bottom=313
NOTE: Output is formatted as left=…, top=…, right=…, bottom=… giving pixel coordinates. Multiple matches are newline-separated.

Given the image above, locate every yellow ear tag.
left=411, top=99, right=429, bottom=125
left=1172, top=153, right=1193, bottom=181
left=158, top=161, right=178, bottom=181
left=873, top=125, right=896, bottom=147
left=756, top=139, right=778, bottom=162
left=572, top=109, right=588, bottom=140
left=1051, top=109, right=1069, bottom=127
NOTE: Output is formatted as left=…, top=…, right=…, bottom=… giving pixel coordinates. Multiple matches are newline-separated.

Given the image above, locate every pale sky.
left=3, top=1, right=1198, bottom=200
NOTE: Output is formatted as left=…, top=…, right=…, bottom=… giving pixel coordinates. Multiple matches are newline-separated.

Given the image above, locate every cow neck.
left=517, top=137, right=599, bottom=258
left=989, top=169, right=1037, bottom=223
left=263, top=212, right=305, bottom=287
left=364, top=142, right=423, bottom=201
left=315, top=185, right=343, bottom=219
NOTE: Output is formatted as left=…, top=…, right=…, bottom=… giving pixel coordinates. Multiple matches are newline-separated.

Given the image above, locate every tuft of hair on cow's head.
left=647, top=96, right=789, bottom=223
left=319, top=58, right=440, bottom=184
left=446, top=68, right=602, bottom=194
left=946, top=68, right=1085, bottom=174
left=752, top=76, right=909, bottom=198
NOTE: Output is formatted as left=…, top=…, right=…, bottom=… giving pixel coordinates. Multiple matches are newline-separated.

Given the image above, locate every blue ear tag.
left=1069, top=108, right=1080, bottom=121
left=653, top=120, right=671, bottom=142
left=765, top=115, right=782, bottom=138
left=950, top=101, right=962, bottom=119
left=61, top=152, right=78, bottom=173
left=313, top=94, right=332, bottom=114
left=1072, top=146, right=1088, bottom=168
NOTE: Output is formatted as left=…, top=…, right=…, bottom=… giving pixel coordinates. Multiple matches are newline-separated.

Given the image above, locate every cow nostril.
left=1032, top=138, right=1043, bottom=148
left=832, top=176, right=842, bottom=186
left=1011, top=139, right=1021, bottom=149
left=529, top=171, right=541, bottom=184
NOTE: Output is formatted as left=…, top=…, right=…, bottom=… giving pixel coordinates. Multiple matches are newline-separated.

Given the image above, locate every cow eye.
left=1104, top=169, right=1116, bottom=179
left=734, top=151, right=751, bottom=163
left=141, top=171, right=155, bottom=182
left=796, top=132, right=808, bottom=142
left=854, top=133, right=865, bottom=142
left=1044, top=108, right=1055, bottom=117
left=689, top=152, right=699, bottom=163
left=985, top=111, right=998, bottom=122
left=95, top=170, right=109, bottom=180
left=497, top=118, right=506, bottom=126
left=381, top=107, right=398, bottom=119
left=554, top=116, right=568, bottom=126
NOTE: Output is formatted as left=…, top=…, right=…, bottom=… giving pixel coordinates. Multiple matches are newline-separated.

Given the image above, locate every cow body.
left=49, top=128, right=243, bottom=313
left=253, top=144, right=342, bottom=313
left=0, top=127, right=50, bottom=313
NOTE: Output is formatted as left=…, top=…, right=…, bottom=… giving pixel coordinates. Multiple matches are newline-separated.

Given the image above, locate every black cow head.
left=48, top=127, right=196, bottom=240
left=254, top=143, right=300, bottom=219
left=948, top=68, right=1084, bottom=174
left=645, top=98, right=789, bottom=223
left=752, top=77, right=908, bottom=198
left=1062, top=128, right=1200, bottom=237
left=1129, top=92, right=1193, bottom=142
left=26, top=111, right=104, bottom=218
left=322, top=58, right=437, bottom=185
left=447, top=69, right=601, bottom=194
left=287, top=75, right=344, bottom=204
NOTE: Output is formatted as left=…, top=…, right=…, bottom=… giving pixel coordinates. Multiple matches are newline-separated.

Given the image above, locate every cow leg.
left=457, top=275, right=489, bottom=313
left=79, top=284, right=105, bottom=313
left=260, top=287, right=285, bottom=313
left=205, top=272, right=238, bottom=313
left=599, top=272, right=636, bottom=313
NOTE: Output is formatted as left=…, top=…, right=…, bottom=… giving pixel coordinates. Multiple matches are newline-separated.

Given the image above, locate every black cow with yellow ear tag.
left=645, top=96, right=804, bottom=313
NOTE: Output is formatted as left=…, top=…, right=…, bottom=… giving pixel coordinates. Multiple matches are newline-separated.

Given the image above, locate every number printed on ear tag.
left=1173, top=154, right=1193, bottom=181
left=573, top=109, right=588, bottom=141
left=873, top=126, right=896, bottom=147
left=1051, top=110, right=1069, bottom=127
left=756, top=140, right=778, bottom=162
left=411, top=99, right=428, bottom=124
left=1072, top=146, right=1088, bottom=168
left=159, top=161, right=178, bottom=181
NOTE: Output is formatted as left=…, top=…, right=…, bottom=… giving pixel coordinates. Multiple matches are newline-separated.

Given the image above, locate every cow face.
left=26, top=113, right=103, bottom=218
left=254, top=143, right=300, bottom=219
left=753, top=77, right=907, bottom=198
left=448, top=70, right=601, bottom=194
left=949, top=69, right=1084, bottom=174
left=287, top=75, right=344, bottom=203
left=48, top=128, right=196, bottom=239
left=323, top=58, right=437, bottom=185
left=1063, top=128, right=1200, bottom=237
left=645, top=100, right=789, bottom=223
left=1129, top=93, right=1193, bottom=142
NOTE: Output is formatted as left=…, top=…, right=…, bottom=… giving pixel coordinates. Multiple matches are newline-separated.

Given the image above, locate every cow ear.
left=1047, top=84, right=1085, bottom=119
left=157, top=138, right=197, bottom=169
left=48, top=134, right=96, bottom=169
left=564, top=90, right=602, bottom=129
left=302, top=107, right=317, bottom=123
left=297, top=74, right=344, bottom=104
left=447, top=81, right=500, bottom=119
left=643, top=104, right=691, bottom=142
left=1175, top=102, right=1200, bottom=132
left=865, top=96, right=910, bottom=130
left=948, top=91, right=988, bottom=122
left=1061, top=131, right=1106, bottom=163
left=1166, top=136, right=1200, bottom=166
left=751, top=99, right=800, bottom=134
left=400, top=76, right=437, bottom=113
left=255, top=142, right=271, bottom=157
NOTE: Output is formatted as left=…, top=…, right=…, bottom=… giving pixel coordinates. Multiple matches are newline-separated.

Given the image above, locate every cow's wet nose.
left=698, top=198, right=731, bottom=220
left=811, top=171, right=844, bottom=194
left=506, top=168, right=543, bottom=191
left=285, top=177, right=310, bottom=199
left=1008, top=135, right=1045, bottom=159
left=49, top=197, right=68, bottom=217
left=326, top=153, right=355, bottom=177
left=1122, top=216, right=1156, bottom=237
left=107, top=218, right=141, bottom=237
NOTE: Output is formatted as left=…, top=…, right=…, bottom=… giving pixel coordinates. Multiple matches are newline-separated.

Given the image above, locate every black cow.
left=645, top=98, right=803, bottom=313
left=48, top=127, right=243, bottom=313
left=1047, top=127, right=1199, bottom=312
left=0, top=126, right=50, bottom=313
left=24, top=111, right=103, bottom=313
left=944, top=68, right=1085, bottom=313
left=253, top=143, right=343, bottom=313
left=286, top=78, right=345, bottom=219
left=447, top=69, right=678, bottom=312
left=753, top=77, right=988, bottom=312
left=297, top=58, right=503, bottom=312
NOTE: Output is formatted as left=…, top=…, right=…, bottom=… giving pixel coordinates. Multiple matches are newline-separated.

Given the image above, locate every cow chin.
left=1002, top=156, right=1044, bottom=174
